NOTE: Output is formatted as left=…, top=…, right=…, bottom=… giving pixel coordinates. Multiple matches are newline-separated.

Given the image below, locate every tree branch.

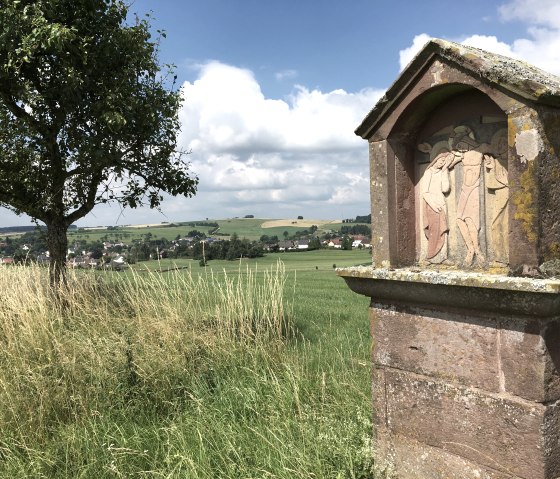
left=64, top=173, right=102, bottom=224
left=0, top=91, right=42, bottom=132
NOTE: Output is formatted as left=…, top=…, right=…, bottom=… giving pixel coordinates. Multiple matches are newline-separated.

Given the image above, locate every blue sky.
left=2, top=0, right=560, bottom=227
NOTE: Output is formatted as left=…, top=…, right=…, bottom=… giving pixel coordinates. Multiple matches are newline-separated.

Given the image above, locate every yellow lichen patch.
left=534, top=86, right=550, bottom=99
left=546, top=242, right=560, bottom=261
left=508, top=117, right=516, bottom=147
left=511, top=161, right=538, bottom=243
left=464, top=53, right=480, bottom=61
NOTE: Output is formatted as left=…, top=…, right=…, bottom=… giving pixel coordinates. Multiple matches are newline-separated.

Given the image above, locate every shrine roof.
left=356, top=38, right=560, bottom=139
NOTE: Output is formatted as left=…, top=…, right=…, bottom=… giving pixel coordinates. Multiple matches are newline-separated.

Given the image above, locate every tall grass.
left=0, top=262, right=375, bottom=478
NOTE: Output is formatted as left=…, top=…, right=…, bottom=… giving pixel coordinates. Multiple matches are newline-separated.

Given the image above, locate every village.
left=0, top=220, right=372, bottom=268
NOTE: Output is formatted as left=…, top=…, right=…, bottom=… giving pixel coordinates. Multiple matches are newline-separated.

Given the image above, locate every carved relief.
left=485, top=129, right=509, bottom=265
left=417, top=121, right=509, bottom=268
left=419, top=146, right=453, bottom=263
left=448, top=125, right=488, bottom=267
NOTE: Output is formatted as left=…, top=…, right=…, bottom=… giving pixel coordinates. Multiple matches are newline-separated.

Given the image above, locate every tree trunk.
left=46, top=220, right=69, bottom=288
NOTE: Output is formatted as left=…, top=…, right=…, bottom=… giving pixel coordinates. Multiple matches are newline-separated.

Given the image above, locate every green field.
left=135, top=248, right=371, bottom=272
left=67, top=218, right=359, bottom=243
left=0, top=249, right=379, bottom=478
left=213, top=218, right=343, bottom=240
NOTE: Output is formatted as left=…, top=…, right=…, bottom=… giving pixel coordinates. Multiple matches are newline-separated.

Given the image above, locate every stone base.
left=337, top=268, right=560, bottom=479
left=375, top=432, right=517, bottom=479
left=375, top=367, right=560, bottom=479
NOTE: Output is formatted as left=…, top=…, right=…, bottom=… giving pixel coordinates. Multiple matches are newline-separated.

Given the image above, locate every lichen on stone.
left=511, top=160, right=538, bottom=243
left=336, top=265, right=560, bottom=293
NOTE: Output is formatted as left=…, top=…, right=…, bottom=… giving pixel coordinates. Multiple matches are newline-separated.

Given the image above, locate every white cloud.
left=176, top=61, right=384, bottom=219
left=461, top=35, right=517, bottom=58
left=460, top=30, right=560, bottom=76
left=0, top=61, right=382, bottom=227
left=499, top=0, right=560, bottom=29
left=179, top=62, right=382, bottom=155
left=399, top=1, right=560, bottom=76
left=495, top=1, right=560, bottom=75
left=399, top=33, right=432, bottom=71
left=328, top=172, right=370, bottom=205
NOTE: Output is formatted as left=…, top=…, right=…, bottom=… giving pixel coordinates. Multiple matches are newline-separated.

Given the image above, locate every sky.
left=2, top=0, right=560, bottom=227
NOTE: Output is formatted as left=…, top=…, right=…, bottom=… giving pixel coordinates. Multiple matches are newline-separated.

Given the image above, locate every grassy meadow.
left=0, top=249, right=380, bottom=478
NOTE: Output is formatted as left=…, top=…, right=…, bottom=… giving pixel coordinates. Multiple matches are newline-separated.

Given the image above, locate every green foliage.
left=308, top=236, right=322, bottom=250
left=178, top=233, right=264, bottom=263
left=343, top=214, right=371, bottom=224
left=259, top=234, right=279, bottom=244
left=187, top=229, right=205, bottom=238
left=184, top=221, right=219, bottom=228
left=341, top=224, right=372, bottom=236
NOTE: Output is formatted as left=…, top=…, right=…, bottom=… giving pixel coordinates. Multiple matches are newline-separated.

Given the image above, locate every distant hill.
left=0, top=224, right=77, bottom=234
left=64, top=218, right=369, bottom=243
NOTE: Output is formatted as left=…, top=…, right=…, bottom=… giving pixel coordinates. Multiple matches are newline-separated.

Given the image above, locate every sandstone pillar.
left=341, top=38, right=560, bottom=478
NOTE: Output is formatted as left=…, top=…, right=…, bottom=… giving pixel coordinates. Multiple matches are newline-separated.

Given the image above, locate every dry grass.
left=0, top=261, right=376, bottom=478
left=0, top=262, right=293, bottom=445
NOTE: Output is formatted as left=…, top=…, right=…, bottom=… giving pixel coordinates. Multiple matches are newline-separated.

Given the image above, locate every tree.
left=341, top=224, right=372, bottom=236
left=341, top=235, right=353, bottom=250
left=90, top=248, right=103, bottom=260
left=0, top=0, right=197, bottom=286
left=308, top=237, right=321, bottom=250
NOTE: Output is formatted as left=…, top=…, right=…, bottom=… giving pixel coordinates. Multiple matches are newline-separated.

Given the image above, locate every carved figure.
left=485, top=129, right=509, bottom=265
left=422, top=151, right=453, bottom=263
left=448, top=126, right=489, bottom=267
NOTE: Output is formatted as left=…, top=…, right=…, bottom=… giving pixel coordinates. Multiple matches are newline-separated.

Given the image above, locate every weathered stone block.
left=372, top=366, right=387, bottom=429
left=370, top=299, right=560, bottom=402
left=375, top=430, right=517, bottom=479
left=384, top=369, right=560, bottom=479
left=370, top=140, right=391, bottom=267
left=370, top=302, right=499, bottom=391
left=500, top=317, right=560, bottom=402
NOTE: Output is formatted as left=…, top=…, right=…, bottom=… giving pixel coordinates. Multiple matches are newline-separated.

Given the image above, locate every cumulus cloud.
left=399, top=1, right=560, bottom=76
left=399, top=33, right=432, bottom=71
left=499, top=0, right=560, bottom=29
left=461, top=35, right=517, bottom=57
left=175, top=61, right=383, bottom=219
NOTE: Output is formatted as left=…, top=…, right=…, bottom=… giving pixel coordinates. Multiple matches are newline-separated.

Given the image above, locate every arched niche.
left=385, top=85, right=508, bottom=268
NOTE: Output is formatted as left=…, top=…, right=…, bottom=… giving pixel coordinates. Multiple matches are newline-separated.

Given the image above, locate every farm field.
left=67, top=217, right=359, bottom=243
left=134, top=248, right=371, bottom=272
left=0, top=249, right=377, bottom=478
left=215, top=218, right=344, bottom=240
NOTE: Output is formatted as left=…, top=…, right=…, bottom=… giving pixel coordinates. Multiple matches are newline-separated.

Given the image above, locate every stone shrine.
left=338, top=39, right=560, bottom=478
